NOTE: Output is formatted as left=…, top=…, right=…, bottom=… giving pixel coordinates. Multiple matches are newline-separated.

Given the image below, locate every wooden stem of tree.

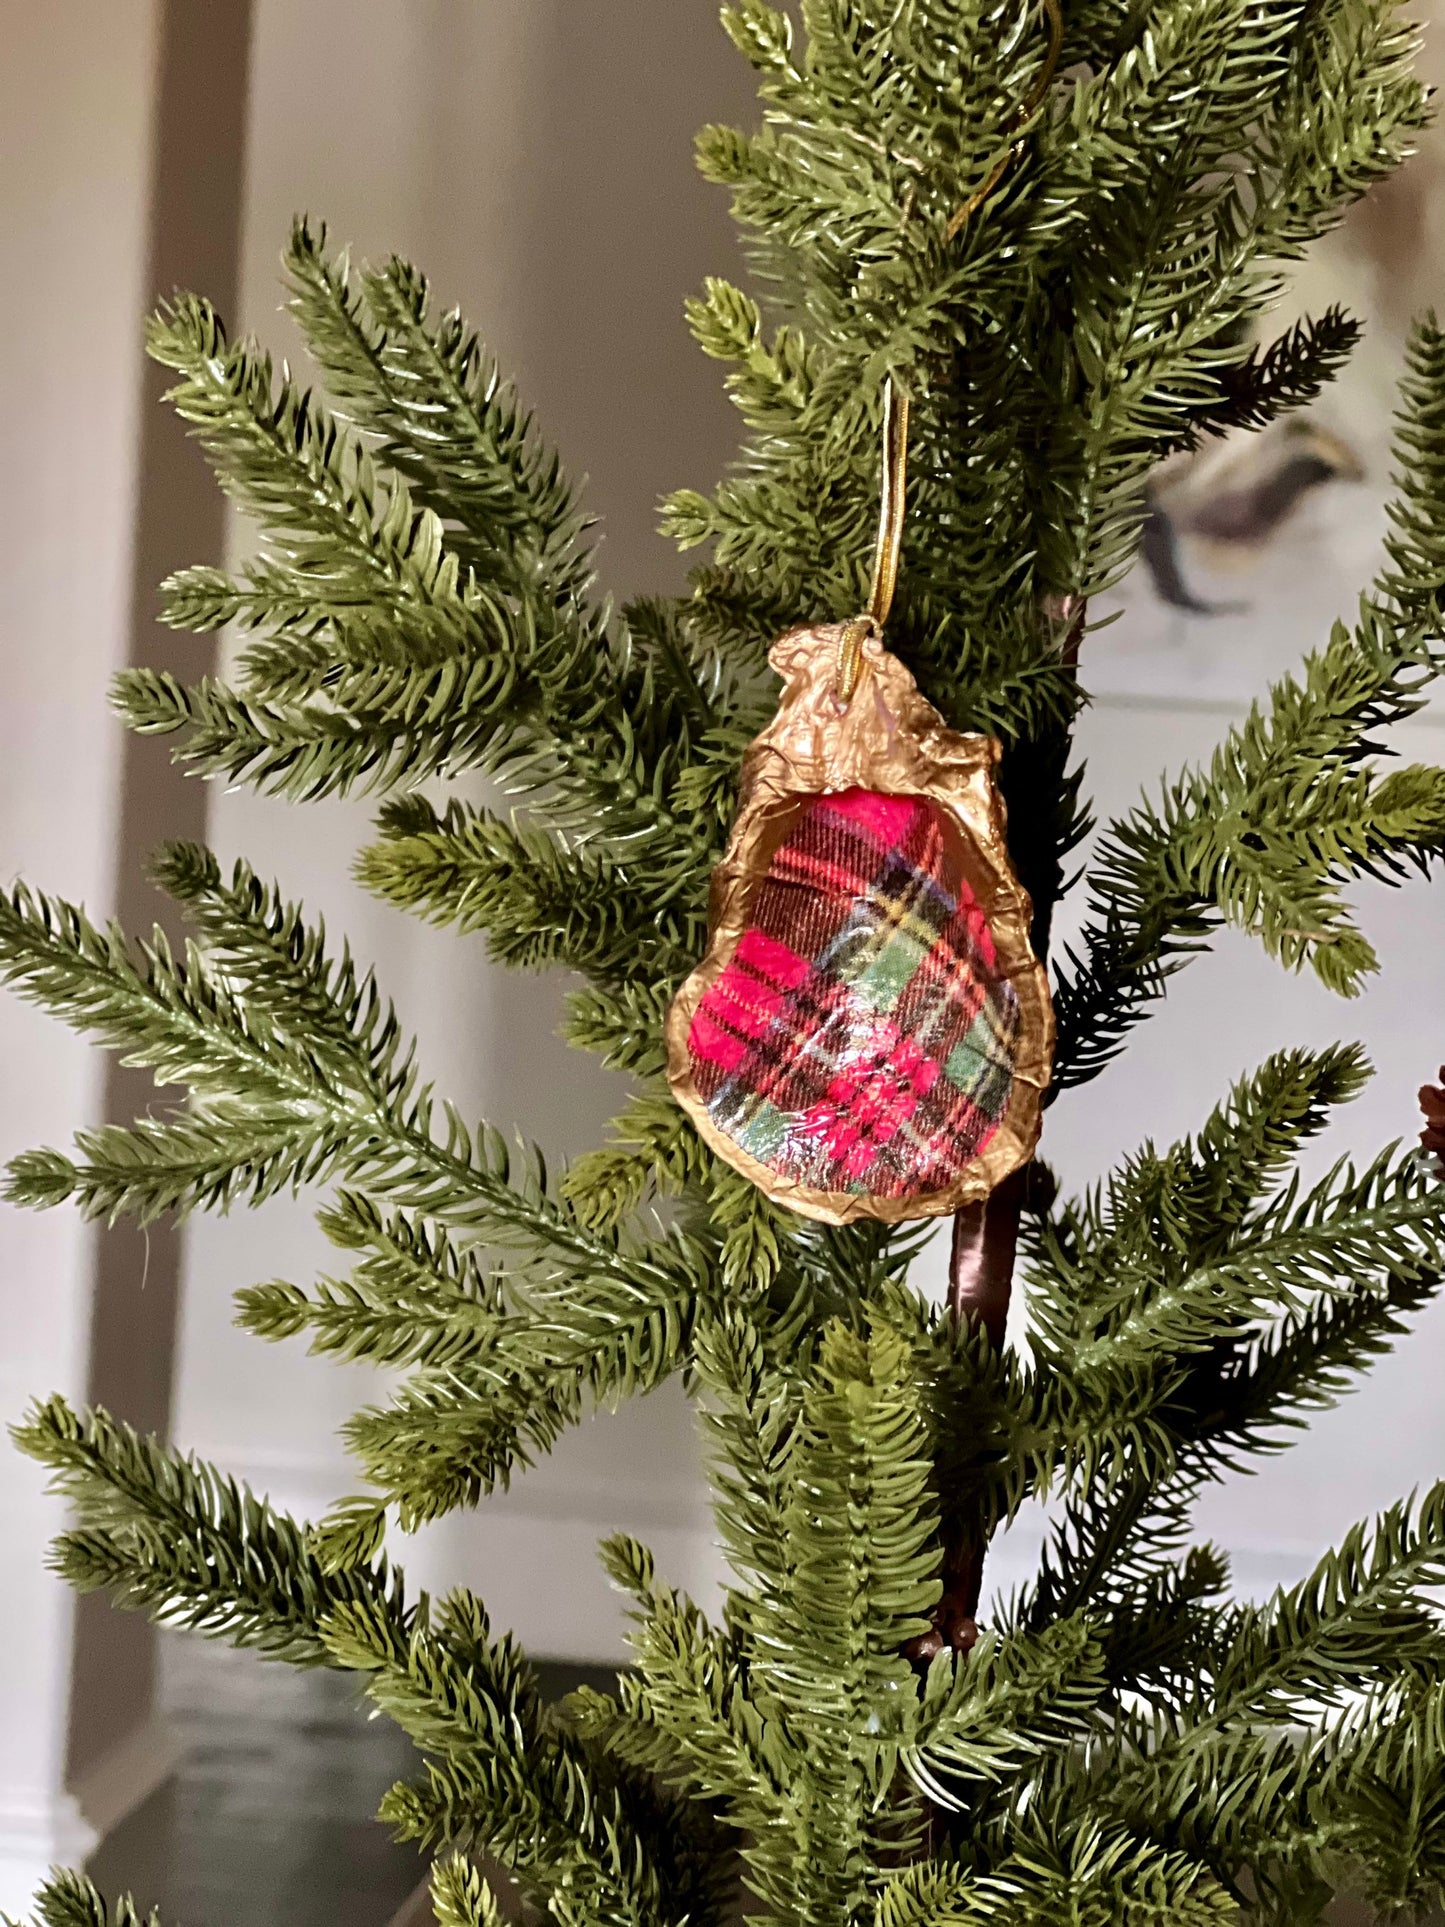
left=947, top=1165, right=1026, bottom=1347
left=917, top=596, right=1078, bottom=1660
left=907, top=1169, right=1029, bottom=1663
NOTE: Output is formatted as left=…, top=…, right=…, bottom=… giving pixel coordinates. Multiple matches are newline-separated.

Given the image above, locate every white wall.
left=0, top=2, right=161, bottom=1908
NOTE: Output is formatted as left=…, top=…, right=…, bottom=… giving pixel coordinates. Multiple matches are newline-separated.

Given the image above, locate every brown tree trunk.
left=912, top=592, right=1078, bottom=1663
left=947, top=1164, right=1027, bottom=1344
left=909, top=1168, right=1029, bottom=1662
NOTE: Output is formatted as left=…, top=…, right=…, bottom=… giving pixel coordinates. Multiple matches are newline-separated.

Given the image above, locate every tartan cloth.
left=688, top=786, right=1019, bottom=1199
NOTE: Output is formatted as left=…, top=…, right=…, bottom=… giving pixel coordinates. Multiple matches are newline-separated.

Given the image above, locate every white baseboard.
left=0, top=1789, right=97, bottom=1922
left=0, top=1718, right=179, bottom=1921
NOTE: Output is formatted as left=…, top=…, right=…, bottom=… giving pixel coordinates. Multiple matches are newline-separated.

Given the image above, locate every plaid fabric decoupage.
left=687, top=786, right=1020, bottom=1200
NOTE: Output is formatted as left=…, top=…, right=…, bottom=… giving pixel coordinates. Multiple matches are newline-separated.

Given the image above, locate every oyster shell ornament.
left=665, top=385, right=1053, bottom=1225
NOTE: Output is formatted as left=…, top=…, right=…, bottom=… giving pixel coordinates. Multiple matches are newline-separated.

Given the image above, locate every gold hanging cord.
left=945, top=0, right=1063, bottom=242
left=838, top=376, right=910, bottom=703
left=869, top=376, right=911, bottom=628
left=839, top=0, right=1063, bottom=703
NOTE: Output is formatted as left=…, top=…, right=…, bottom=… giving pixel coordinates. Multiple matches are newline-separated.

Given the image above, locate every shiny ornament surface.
left=687, top=785, right=1020, bottom=1200
left=666, top=622, right=1053, bottom=1224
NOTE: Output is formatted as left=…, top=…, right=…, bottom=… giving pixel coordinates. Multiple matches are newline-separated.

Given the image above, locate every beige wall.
left=0, top=2, right=163, bottom=1908
left=67, top=0, right=253, bottom=1806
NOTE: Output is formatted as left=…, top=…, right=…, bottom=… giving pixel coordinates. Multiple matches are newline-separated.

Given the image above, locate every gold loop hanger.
left=868, top=376, right=911, bottom=627
left=839, top=377, right=911, bottom=704
left=837, top=0, right=1061, bottom=705
left=945, top=0, right=1063, bottom=243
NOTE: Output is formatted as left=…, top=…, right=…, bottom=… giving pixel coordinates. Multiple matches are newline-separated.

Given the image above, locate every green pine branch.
left=560, top=978, right=676, bottom=1081
left=0, top=849, right=700, bottom=1272
left=1017, top=1051, right=1445, bottom=1637
left=691, top=1309, right=801, bottom=1613
left=284, top=219, right=593, bottom=603
left=598, top=1534, right=783, bottom=1814
left=903, top=1615, right=1106, bottom=1806
left=562, top=1093, right=711, bottom=1232
left=235, top=1192, right=504, bottom=1371
left=1210, top=1489, right=1445, bottom=1718
left=1085, top=1497, right=1445, bottom=1888
left=1313, top=1681, right=1445, bottom=1917
left=126, top=255, right=734, bottom=973
left=146, top=292, right=473, bottom=641
left=357, top=796, right=704, bottom=984
left=429, top=1859, right=506, bottom=1927
left=878, top=1815, right=1237, bottom=1925
left=1179, top=307, right=1364, bottom=443
left=335, top=1589, right=714, bottom=1927
left=0, top=857, right=730, bottom=1511
left=14, top=1397, right=721, bottom=1927
left=1054, top=318, right=1445, bottom=1090
left=1029, top=1241, right=1443, bottom=1643
left=11, top=1396, right=414, bottom=1664
left=1042, top=1148, right=1443, bottom=1376
left=10, top=1873, right=160, bottom=1927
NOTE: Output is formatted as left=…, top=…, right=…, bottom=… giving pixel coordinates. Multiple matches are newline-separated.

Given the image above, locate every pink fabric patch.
left=690, top=937, right=805, bottom=1071
left=793, top=1016, right=941, bottom=1178
left=818, top=788, right=923, bottom=849
left=735, top=926, right=811, bottom=989
left=689, top=1006, right=748, bottom=1073
left=960, top=897, right=998, bottom=972
left=708, top=969, right=783, bottom=1039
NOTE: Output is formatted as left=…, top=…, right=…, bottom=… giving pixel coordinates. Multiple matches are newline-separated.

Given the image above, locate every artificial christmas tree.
left=8, top=1, right=1445, bottom=1920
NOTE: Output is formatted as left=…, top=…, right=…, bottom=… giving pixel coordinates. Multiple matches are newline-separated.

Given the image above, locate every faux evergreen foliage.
left=8, top=1, right=1445, bottom=1920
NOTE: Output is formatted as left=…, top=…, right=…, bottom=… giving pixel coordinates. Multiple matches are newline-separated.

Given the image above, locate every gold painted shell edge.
left=663, top=622, right=1055, bottom=1229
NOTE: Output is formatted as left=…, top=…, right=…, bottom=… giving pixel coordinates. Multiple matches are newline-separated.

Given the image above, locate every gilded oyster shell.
left=665, top=622, right=1054, bottom=1226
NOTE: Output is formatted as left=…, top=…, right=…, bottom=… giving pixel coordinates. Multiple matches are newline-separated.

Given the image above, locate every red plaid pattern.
left=688, top=787, right=1019, bottom=1200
